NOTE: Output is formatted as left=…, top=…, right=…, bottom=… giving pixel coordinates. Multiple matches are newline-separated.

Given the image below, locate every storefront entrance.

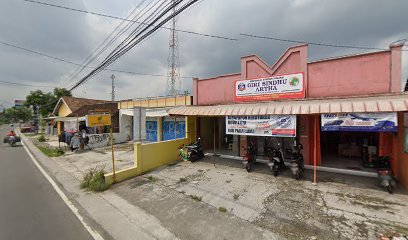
left=321, top=131, right=379, bottom=171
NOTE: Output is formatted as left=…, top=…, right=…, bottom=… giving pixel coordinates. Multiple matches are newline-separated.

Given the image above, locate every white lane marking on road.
left=21, top=140, right=105, bottom=240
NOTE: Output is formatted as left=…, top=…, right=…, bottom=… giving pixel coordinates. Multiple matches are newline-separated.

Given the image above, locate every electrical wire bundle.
left=68, top=0, right=199, bottom=91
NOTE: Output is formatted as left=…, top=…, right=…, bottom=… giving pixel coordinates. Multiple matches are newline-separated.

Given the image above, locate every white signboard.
left=235, top=73, right=304, bottom=102
left=226, top=115, right=296, bottom=137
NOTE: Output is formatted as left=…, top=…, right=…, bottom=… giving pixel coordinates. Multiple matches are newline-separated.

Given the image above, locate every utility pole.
left=111, top=74, right=115, bottom=102
left=167, top=0, right=181, bottom=96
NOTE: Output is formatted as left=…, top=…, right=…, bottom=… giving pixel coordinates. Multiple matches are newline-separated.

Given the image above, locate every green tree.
left=53, top=88, right=72, bottom=100
left=25, top=88, right=71, bottom=116
left=4, top=107, right=32, bottom=123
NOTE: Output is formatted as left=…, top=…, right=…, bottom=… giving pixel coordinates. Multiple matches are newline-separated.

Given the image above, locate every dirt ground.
left=142, top=157, right=408, bottom=240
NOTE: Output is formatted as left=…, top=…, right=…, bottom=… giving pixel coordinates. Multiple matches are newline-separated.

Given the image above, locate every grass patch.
left=37, top=146, right=64, bottom=157
left=80, top=167, right=109, bottom=192
left=218, top=207, right=227, bottom=212
left=233, top=194, right=240, bottom=200
left=145, top=175, right=158, bottom=182
left=190, top=195, right=202, bottom=201
left=37, top=134, right=46, bottom=142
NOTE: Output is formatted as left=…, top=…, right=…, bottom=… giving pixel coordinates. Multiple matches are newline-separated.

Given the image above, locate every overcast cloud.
left=0, top=0, right=407, bottom=108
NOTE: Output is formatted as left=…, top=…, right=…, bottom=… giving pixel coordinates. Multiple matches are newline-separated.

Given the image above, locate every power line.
left=0, top=40, right=193, bottom=78
left=240, top=33, right=408, bottom=51
left=69, top=0, right=199, bottom=90
left=60, top=0, right=153, bottom=88
left=23, top=0, right=237, bottom=41
left=0, top=80, right=55, bottom=88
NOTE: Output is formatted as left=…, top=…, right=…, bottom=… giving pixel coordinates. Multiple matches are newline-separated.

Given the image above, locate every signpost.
left=86, top=112, right=115, bottom=182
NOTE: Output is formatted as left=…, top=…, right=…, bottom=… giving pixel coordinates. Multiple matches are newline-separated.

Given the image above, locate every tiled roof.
left=67, top=102, right=119, bottom=117
left=62, top=96, right=109, bottom=113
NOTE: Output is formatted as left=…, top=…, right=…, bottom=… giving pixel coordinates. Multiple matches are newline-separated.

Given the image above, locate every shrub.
left=218, top=207, right=227, bottom=213
left=80, top=168, right=96, bottom=189
left=37, top=146, right=64, bottom=157
left=38, top=135, right=46, bottom=142
left=80, top=167, right=109, bottom=192
left=190, top=195, right=202, bottom=201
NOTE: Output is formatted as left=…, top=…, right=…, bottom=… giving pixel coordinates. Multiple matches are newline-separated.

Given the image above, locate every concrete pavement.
left=0, top=125, right=94, bottom=240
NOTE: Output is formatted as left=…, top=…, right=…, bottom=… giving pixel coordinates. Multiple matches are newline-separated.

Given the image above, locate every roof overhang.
left=120, top=108, right=169, bottom=117
left=54, top=116, right=86, bottom=122
left=168, top=93, right=408, bottom=116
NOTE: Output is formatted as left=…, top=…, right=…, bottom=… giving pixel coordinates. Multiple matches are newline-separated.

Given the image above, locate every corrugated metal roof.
left=168, top=93, right=408, bottom=116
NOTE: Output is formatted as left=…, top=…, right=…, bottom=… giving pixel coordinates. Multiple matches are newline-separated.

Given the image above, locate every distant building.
left=14, top=100, right=25, bottom=108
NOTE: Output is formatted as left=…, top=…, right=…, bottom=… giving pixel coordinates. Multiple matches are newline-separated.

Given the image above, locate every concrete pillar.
left=157, top=117, right=162, bottom=142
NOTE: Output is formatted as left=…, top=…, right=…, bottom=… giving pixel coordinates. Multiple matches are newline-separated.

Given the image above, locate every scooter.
left=290, top=144, right=304, bottom=180
left=267, top=144, right=285, bottom=177
left=376, top=156, right=396, bottom=193
left=243, top=142, right=256, bottom=172
left=184, top=138, right=204, bottom=162
left=8, top=136, right=16, bottom=147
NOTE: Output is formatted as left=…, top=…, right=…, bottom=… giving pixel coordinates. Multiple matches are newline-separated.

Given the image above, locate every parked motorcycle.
left=181, top=138, right=204, bottom=162
left=376, top=156, right=396, bottom=193
left=243, top=142, right=256, bottom=172
left=290, top=143, right=304, bottom=180
left=267, top=144, right=285, bottom=176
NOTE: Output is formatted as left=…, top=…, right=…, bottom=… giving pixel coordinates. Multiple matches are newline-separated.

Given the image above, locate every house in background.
left=52, top=96, right=108, bottom=135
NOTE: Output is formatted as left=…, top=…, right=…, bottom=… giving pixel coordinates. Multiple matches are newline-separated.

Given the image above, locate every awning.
left=54, top=116, right=86, bottom=122
left=120, top=108, right=169, bottom=117
left=168, top=93, right=408, bottom=116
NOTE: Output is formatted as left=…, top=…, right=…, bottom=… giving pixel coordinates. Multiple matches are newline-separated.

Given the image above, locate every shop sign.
left=86, top=114, right=111, bottom=127
left=235, top=73, right=304, bottom=102
left=321, top=113, right=398, bottom=132
left=226, top=115, right=296, bottom=137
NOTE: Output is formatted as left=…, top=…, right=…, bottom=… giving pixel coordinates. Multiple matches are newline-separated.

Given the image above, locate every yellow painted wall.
left=103, top=116, right=197, bottom=184
left=134, top=138, right=188, bottom=174
left=105, top=167, right=138, bottom=185
left=58, top=102, right=72, bottom=117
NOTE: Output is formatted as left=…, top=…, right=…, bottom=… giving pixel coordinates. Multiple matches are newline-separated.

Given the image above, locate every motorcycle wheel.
left=387, top=185, right=393, bottom=194
left=245, top=162, right=252, bottom=172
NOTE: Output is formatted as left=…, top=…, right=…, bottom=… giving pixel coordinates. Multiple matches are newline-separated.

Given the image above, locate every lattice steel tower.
left=166, top=0, right=180, bottom=96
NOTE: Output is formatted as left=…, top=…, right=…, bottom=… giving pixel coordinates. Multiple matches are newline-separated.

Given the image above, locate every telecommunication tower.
left=166, top=0, right=181, bottom=96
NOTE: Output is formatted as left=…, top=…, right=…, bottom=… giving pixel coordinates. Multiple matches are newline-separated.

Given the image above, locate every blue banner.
left=321, top=113, right=398, bottom=132
left=146, top=121, right=157, bottom=142
left=162, top=119, right=186, bottom=141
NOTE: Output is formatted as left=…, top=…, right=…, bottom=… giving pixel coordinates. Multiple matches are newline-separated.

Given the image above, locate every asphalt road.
left=0, top=125, right=94, bottom=240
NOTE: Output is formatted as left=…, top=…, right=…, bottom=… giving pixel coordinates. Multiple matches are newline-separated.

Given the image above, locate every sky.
left=0, top=0, right=407, bottom=109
